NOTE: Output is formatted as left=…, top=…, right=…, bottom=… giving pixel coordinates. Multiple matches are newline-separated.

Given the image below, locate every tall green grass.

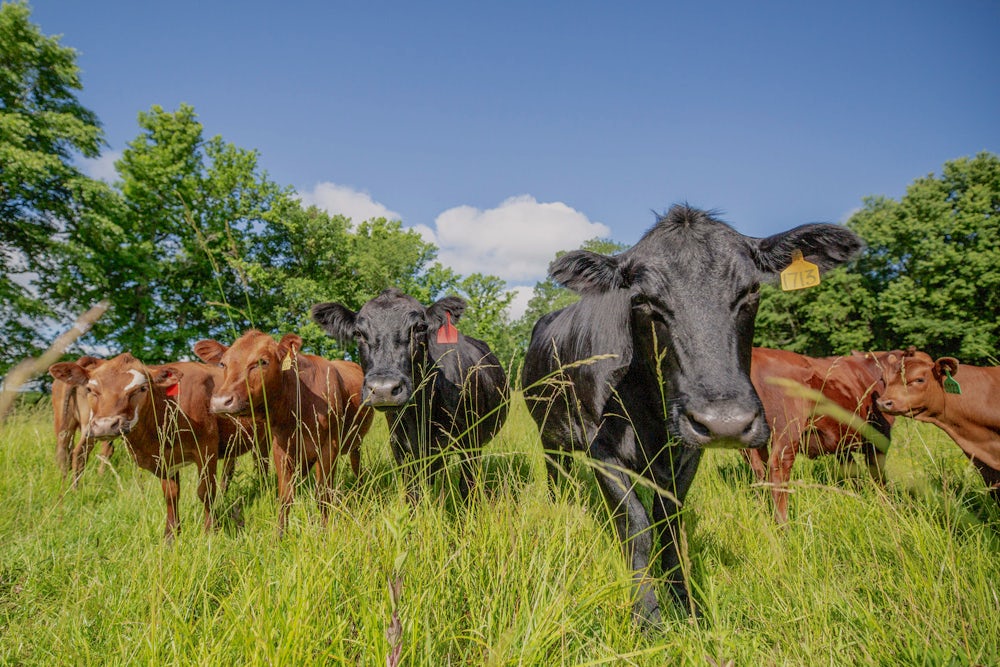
left=1, top=396, right=997, bottom=665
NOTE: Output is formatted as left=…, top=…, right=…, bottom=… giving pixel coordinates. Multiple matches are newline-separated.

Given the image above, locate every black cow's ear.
left=427, top=295, right=467, bottom=327
left=550, top=250, right=626, bottom=295
left=753, top=224, right=864, bottom=276
left=311, top=302, right=358, bottom=342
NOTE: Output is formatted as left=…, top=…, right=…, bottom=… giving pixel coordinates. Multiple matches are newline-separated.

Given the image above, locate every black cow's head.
left=552, top=204, right=863, bottom=449
left=311, top=289, right=466, bottom=409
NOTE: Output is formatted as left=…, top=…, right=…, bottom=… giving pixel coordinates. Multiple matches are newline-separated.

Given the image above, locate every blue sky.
left=29, top=1, right=1000, bottom=315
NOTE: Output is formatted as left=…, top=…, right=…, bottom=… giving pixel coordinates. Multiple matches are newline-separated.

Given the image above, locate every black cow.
left=311, top=289, right=509, bottom=497
left=522, top=204, right=863, bottom=624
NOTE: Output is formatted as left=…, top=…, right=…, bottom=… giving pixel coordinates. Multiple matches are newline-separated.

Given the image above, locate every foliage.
left=753, top=268, right=877, bottom=355
left=0, top=1, right=103, bottom=372
left=754, top=152, right=1000, bottom=362
left=455, top=273, right=516, bottom=364
left=848, top=152, right=1000, bottom=363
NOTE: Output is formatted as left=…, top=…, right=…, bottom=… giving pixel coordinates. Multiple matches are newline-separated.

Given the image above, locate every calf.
left=194, top=331, right=373, bottom=534
left=522, top=204, right=862, bottom=624
left=743, top=348, right=895, bottom=523
left=876, top=348, right=1000, bottom=506
left=311, top=289, right=509, bottom=497
left=48, top=353, right=257, bottom=539
left=51, top=356, right=114, bottom=484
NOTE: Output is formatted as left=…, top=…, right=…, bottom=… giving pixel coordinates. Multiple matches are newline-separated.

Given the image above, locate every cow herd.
left=43, top=204, right=999, bottom=626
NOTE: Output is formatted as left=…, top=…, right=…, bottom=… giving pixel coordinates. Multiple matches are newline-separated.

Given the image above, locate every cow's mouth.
left=210, top=395, right=252, bottom=416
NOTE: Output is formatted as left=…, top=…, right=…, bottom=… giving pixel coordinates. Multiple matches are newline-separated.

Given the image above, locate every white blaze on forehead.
left=123, top=369, right=147, bottom=391
left=88, top=379, right=98, bottom=387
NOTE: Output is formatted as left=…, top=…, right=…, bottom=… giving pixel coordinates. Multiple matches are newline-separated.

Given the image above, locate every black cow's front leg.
left=592, top=455, right=662, bottom=626
left=650, top=446, right=703, bottom=615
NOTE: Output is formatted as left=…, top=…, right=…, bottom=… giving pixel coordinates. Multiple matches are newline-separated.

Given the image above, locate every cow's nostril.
left=391, top=383, right=403, bottom=396
left=686, top=413, right=712, bottom=438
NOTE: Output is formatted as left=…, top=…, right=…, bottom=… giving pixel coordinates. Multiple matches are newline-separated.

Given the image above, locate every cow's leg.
left=457, top=450, right=477, bottom=500
left=650, top=447, right=704, bottom=616
left=273, top=442, right=295, bottom=537
left=592, top=455, right=661, bottom=626
left=97, top=440, right=114, bottom=475
left=314, top=443, right=339, bottom=525
left=161, top=473, right=181, bottom=541
left=70, top=436, right=97, bottom=488
left=56, top=429, right=73, bottom=479
left=196, top=456, right=220, bottom=533
left=770, top=440, right=796, bottom=525
left=218, top=456, right=245, bottom=527
left=742, top=445, right=768, bottom=483
left=864, top=446, right=887, bottom=485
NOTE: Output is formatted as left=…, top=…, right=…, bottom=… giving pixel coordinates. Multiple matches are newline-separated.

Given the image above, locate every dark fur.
left=522, top=204, right=863, bottom=624
left=312, top=289, right=509, bottom=496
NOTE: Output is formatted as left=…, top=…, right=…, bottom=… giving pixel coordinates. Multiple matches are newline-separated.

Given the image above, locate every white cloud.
left=81, top=151, right=121, bottom=183
left=505, top=285, right=535, bottom=320
left=299, top=182, right=401, bottom=223
left=420, top=195, right=610, bottom=283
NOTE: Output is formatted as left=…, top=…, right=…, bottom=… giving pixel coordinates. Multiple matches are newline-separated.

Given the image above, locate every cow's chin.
left=366, top=397, right=411, bottom=411
left=90, top=430, right=124, bottom=441
left=880, top=405, right=923, bottom=418
left=209, top=398, right=252, bottom=416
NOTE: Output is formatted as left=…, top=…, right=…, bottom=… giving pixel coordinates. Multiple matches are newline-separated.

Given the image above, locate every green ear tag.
left=943, top=370, right=961, bottom=395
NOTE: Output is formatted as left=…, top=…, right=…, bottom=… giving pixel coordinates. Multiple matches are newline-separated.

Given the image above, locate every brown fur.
left=743, top=348, right=895, bottom=523
left=194, top=331, right=373, bottom=535
left=49, top=353, right=260, bottom=539
left=877, top=348, right=1000, bottom=504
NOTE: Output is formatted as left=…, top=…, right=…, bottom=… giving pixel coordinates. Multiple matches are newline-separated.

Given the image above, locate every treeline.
left=2, top=2, right=998, bottom=378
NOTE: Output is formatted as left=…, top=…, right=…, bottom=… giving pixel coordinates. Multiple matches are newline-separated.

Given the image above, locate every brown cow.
left=876, top=348, right=1000, bottom=506
left=49, top=353, right=258, bottom=539
left=744, top=348, right=895, bottom=523
left=193, top=331, right=373, bottom=535
left=51, top=356, right=114, bottom=484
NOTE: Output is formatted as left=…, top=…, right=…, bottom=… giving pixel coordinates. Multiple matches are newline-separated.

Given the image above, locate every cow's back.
left=429, top=334, right=509, bottom=445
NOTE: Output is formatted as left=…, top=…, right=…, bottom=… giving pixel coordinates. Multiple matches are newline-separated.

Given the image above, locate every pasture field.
left=1, top=393, right=998, bottom=665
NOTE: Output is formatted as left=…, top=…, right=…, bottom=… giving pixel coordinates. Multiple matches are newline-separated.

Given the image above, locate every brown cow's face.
left=195, top=331, right=298, bottom=417
left=48, top=353, right=177, bottom=440
left=876, top=350, right=950, bottom=417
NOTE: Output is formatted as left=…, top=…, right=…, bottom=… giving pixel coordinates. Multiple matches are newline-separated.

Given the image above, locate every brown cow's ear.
left=49, top=362, right=89, bottom=386
left=76, top=356, right=103, bottom=370
left=935, top=357, right=960, bottom=377
left=193, top=339, right=227, bottom=365
left=277, top=334, right=303, bottom=361
left=149, top=366, right=183, bottom=387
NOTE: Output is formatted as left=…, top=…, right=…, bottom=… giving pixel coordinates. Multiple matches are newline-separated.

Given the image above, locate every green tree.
left=848, top=152, right=1000, bottom=363
left=752, top=268, right=876, bottom=355
left=456, top=273, right=516, bottom=364
left=0, top=1, right=104, bottom=371
left=64, top=104, right=291, bottom=363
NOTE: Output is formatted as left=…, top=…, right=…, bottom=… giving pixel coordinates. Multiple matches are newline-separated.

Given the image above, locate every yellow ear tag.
left=780, top=249, right=820, bottom=291
left=281, top=352, right=292, bottom=371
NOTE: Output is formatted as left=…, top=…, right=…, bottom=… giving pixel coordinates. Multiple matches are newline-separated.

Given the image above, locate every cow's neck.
left=915, top=366, right=1000, bottom=468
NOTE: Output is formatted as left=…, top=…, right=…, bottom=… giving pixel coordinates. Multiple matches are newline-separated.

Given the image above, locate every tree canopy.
left=0, top=0, right=103, bottom=365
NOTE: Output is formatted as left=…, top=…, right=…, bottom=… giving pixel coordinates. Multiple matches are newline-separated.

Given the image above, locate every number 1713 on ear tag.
left=780, top=250, right=820, bottom=291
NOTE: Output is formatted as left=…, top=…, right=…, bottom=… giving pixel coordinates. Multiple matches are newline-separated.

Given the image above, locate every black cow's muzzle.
left=677, top=399, right=769, bottom=449
left=362, top=373, right=412, bottom=409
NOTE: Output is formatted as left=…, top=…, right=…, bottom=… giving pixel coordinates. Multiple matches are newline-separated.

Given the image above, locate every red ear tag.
left=166, top=383, right=180, bottom=398
left=436, top=312, right=459, bottom=344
